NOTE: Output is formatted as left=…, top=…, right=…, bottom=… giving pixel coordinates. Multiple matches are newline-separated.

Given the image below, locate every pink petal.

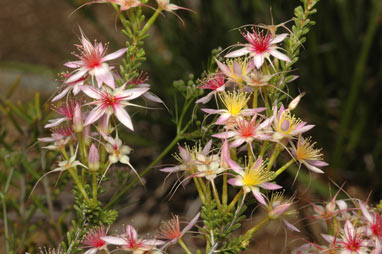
left=119, top=87, right=150, bottom=101
left=269, top=49, right=291, bottom=62
left=113, top=105, right=134, bottom=131
left=321, top=234, right=335, bottom=243
left=303, top=162, right=324, bottom=173
left=307, top=160, right=328, bottom=167
left=101, top=236, right=127, bottom=245
left=253, top=54, right=264, bottom=69
left=233, top=61, right=241, bottom=75
left=52, top=86, right=71, bottom=102
left=212, top=131, right=236, bottom=139
left=102, top=47, right=128, bottom=62
left=252, top=189, right=266, bottom=205
left=81, top=85, right=102, bottom=99
left=160, top=166, right=181, bottom=173
left=201, top=108, right=221, bottom=114
left=64, top=60, right=83, bottom=68
left=143, top=92, right=164, bottom=104
left=227, top=177, right=243, bottom=186
left=215, top=59, right=231, bottom=77
left=359, top=201, right=373, bottom=223
left=222, top=140, right=243, bottom=174
left=94, top=66, right=114, bottom=88
left=44, top=118, right=66, bottom=128
left=230, top=138, right=245, bottom=148
left=125, top=225, right=138, bottom=240
left=271, top=33, right=288, bottom=44
left=283, top=219, right=300, bottom=232
left=65, top=69, right=88, bottom=83
left=260, top=182, right=282, bottom=190
left=196, top=91, right=214, bottom=104
left=216, top=114, right=231, bottom=125
left=225, top=47, right=250, bottom=58
left=180, top=212, right=200, bottom=237
left=84, top=105, right=106, bottom=126
left=344, top=220, right=355, bottom=240
left=202, top=140, right=212, bottom=156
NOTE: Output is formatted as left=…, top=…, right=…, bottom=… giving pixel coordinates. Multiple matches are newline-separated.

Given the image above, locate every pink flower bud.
left=88, top=144, right=99, bottom=171
left=83, top=125, right=91, bottom=146
left=73, top=103, right=83, bottom=132
left=288, top=93, right=305, bottom=111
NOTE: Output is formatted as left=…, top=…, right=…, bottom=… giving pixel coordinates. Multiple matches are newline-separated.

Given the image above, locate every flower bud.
left=88, top=144, right=99, bottom=172
left=288, top=92, right=305, bottom=111
left=73, top=103, right=83, bottom=132
left=83, top=125, right=91, bottom=146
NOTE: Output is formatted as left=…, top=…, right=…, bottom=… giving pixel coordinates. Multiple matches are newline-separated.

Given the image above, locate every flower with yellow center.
left=202, top=90, right=265, bottom=125
left=227, top=157, right=281, bottom=205
left=215, top=58, right=254, bottom=84
left=272, top=104, right=314, bottom=140
left=291, top=136, right=328, bottom=173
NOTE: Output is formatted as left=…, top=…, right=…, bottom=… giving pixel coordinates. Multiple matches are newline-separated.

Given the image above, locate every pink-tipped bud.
left=288, top=92, right=305, bottom=111
left=88, top=144, right=99, bottom=172
left=73, top=103, right=83, bottom=132
left=269, top=203, right=292, bottom=218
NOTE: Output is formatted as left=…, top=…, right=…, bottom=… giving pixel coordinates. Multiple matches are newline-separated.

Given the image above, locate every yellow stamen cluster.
left=295, top=137, right=323, bottom=161
left=242, top=161, right=274, bottom=187
left=220, top=91, right=249, bottom=116
left=226, top=58, right=252, bottom=83
left=277, top=110, right=301, bottom=134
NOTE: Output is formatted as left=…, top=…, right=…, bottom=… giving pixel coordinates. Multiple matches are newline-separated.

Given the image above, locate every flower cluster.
left=293, top=199, right=382, bottom=254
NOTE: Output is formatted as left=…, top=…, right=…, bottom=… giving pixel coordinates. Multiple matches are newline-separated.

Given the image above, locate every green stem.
left=222, top=173, right=228, bottom=206
left=193, top=177, right=206, bottom=204
left=266, top=143, right=281, bottom=171
left=0, top=194, right=9, bottom=254
left=140, top=7, right=162, bottom=36
left=105, top=134, right=181, bottom=209
left=178, top=238, right=192, bottom=254
left=92, top=172, right=98, bottom=202
left=226, top=189, right=243, bottom=213
left=68, top=168, right=90, bottom=202
left=243, top=217, right=270, bottom=241
left=275, top=159, right=294, bottom=176
left=211, top=180, right=222, bottom=211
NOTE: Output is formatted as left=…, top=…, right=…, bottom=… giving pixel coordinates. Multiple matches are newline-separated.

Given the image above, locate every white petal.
left=113, top=105, right=134, bottom=131
left=269, top=49, right=291, bottom=62
left=253, top=54, right=265, bottom=69
left=81, top=85, right=102, bottom=99
left=271, top=33, right=288, bottom=44
left=84, top=105, right=106, bottom=126
left=65, top=69, right=87, bottom=83
left=119, top=88, right=150, bottom=101
left=101, top=236, right=127, bottom=245
left=225, top=47, right=250, bottom=58
left=102, top=48, right=128, bottom=62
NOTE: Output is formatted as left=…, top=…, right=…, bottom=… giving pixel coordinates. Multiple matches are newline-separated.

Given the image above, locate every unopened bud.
left=88, top=144, right=99, bottom=172
left=83, top=125, right=91, bottom=146
left=288, top=92, right=305, bottom=111
left=73, top=103, right=83, bottom=132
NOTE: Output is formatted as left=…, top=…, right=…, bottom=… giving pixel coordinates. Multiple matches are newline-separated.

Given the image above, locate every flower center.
left=221, top=91, right=249, bottom=116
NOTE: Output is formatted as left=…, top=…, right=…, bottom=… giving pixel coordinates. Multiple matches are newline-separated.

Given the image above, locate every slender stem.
left=178, top=238, right=192, bottom=254
left=193, top=177, right=206, bottom=204
left=275, top=159, right=295, bottom=176
left=222, top=173, right=228, bottom=206
left=92, top=172, right=98, bottom=202
left=211, top=180, right=222, bottom=211
left=105, top=134, right=181, bottom=209
left=226, top=189, right=243, bottom=213
left=259, top=141, right=268, bottom=157
left=140, top=7, right=162, bottom=36
left=266, top=143, right=280, bottom=171
left=252, top=88, right=258, bottom=108
left=68, top=168, right=90, bottom=202
left=243, top=217, right=270, bottom=241
left=0, top=194, right=9, bottom=254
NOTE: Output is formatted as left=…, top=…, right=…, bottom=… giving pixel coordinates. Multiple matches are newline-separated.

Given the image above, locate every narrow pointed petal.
left=44, top=118, right=67, bottom=128
left=215, top=58, right=231, bottom=77
left=64, top=60, right=83, bottom=68
left=212, top=131, right=236, bottom=139
left=94, top=66, right=114, bottom=88
left=65, top=69, right=88, bottom=83
left=102, top=47, right=128, bottom=61
left=180, top=212, right=200, bottom=236
left=260, top=182, right=282, bottom=190
left=202, top=140, right=212, bottom=156
left=359, top=201, right=373, bottom=223
left=113, top=105, right=134, bottom=131
left=269, top=49, right=291, bottom=62
left=253, top=54, right=265, bottom=69
left=225, top=47, right=250, bottom=58
left=271, top=33, right=288, bottom=44
left=52, top=87, right=71, bottom=102
left=253, top=189, right=266, bottom=205
left=303, top=162, right=325, bottom=173
left=283, top=219, right=300, bottom=232
left=196, top=91, right=214, bottom=104
left=228, top=177, right=243, bottom=186
left=119, top=87, right=150, bottom=101
left=81, top=85, right=102, bottom=99
left=160, top=166, right=181, bottom=173
left=85, top=105, right=106, bottom=126
left=101, top=236, right=127, bottom=245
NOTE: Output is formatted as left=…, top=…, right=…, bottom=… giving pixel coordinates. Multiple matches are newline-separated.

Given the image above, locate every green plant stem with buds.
left=68, top=167, right=90, bottom=202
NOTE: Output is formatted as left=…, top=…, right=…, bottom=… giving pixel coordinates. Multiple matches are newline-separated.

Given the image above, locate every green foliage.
left=200, top=200, right=247, bottom=253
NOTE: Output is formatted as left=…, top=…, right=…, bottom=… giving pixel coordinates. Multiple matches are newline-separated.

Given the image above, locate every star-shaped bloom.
left=81, top=84, right=149, bottom=131
left=227, top=157, right=282, bottom=205
left=225, top=28, right=290, bottom=69
left=82, top=226, right=109, bottom=254
left=196, top=72, right=226, bottom=104
left=65, top=30, right=127, bottom=88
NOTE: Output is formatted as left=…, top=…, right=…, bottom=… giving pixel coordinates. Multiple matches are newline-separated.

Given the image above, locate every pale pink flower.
left=105, top=134, right=133, bottom=165
left=196, top=72, right=226, bottom=104
left=82, top=226, right=108, bottom=254
left=52, top=73, right=87, bottom=102
left=272, top=104, right=314, bottom=140
left=322, top=221, right=370, bottom=254
left=38, top=126, right=74, bottom=150
left=225, top=28, right=290, bottom=69
left=157, top=212, right=200, bottom=246
left=291, top=136, right=328, bottom=173
left=360, top=201, right=382, bottom=240
left=227, top=157, right=281, bottom=205
left=212, top=114, right=273, bottom=148
left=65, top=30, right=127, bottom=88
left=44, top=101, right=77, bottom=129
left=156, top=0, right=194, bottom=24
left=102, top=225, right=164, bottom=253
left=215, top=58, right=254, bottom=84
left=81, top=84, right=149, bottom=131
